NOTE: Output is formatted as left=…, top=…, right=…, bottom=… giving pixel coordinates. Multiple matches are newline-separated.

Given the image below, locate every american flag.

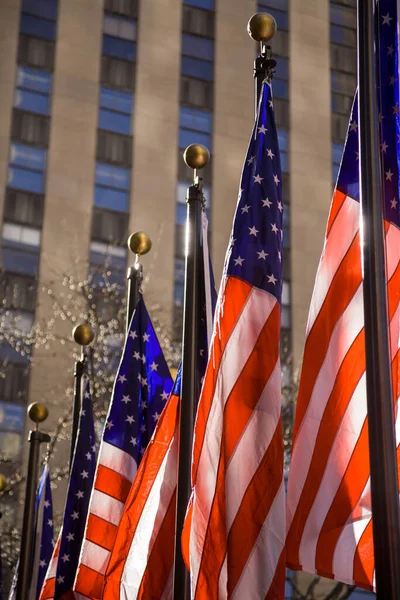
left=40, top=378, right=95, bottom=599
left=286, top=0, right=400, bottom=590
left=182, top=79, right=285, bottom=599
left=101, top=213, right=215, bottom=599
left=74, top=298, right=173, bottom=599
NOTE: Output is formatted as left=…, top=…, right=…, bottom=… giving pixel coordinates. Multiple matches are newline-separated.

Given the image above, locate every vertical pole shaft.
left=173, top=183, right=202, bottom=600
left=357, top=0, right=400, bottom=596
left=254, top=53, right=265, bottom=117
left=16, top=430, right=50, bottom=600
left=70, top=356, right=85, bottom=470
left=126, top=264, right=142, bottom=333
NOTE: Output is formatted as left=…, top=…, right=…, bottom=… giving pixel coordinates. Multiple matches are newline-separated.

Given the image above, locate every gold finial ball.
left=28, top=403, right=49, bottom=424
left=183, top=144, right=210, bottom=170
left=247, top=12, right=277, bottom=42
left=0, top=475, right=6, bottom=493
left=72, top=324, right=95, bottom=346
left=128, top=232, right=152, bottom=256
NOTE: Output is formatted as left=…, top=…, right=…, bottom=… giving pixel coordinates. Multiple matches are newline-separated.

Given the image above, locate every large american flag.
left=101, top=213, right=215, bottom=599
left=40, top=378, right=95, bottom=599
left=286, top=0, right=400, bottom=590
left=182, top=79, right=285, bottom=599
left=74, top=297, right=173, bottom=599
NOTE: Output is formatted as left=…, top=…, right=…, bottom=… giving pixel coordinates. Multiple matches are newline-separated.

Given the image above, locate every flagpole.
left=248, top=13, right=277, bottom=114
left=357, top=0, right=400, bottom=596
left=173, top=144, right=209, bottom=600
left=70, top=324, right=94, bottom=471
left=126, top=231, right=152, bottom=332
left=16, top=403, right=50, bottom=600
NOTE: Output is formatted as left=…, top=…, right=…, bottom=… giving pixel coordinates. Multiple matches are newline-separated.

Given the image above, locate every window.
left=181, top=33, right=214, bottom=61
left=181, top=56, right=213, bottom=81
left=0, top=403, right=25, bottom=432
left=273, top=78, right=288, bottom=100
left=331, top=92, right=353, bottom=115
left=174, top=258, right=185, bottom=307
left=181, top=76, right=213, bottom=110
left=282, top=280, right=291, bottom=328
left=22, top=0, right=58, bottom=20
left=104, top=0, right=139, bottom=19
left=330, top=3, right=356, bottom=28
left=179, top=127, right=211, bottom=150
left=12, top=110, right=50, bottom=147
left=90, top=241, right=127, bottom=271
left=20, top=14, right=56, bottom=40
left=0, top=360, right=30, bottom=405
left=102, top=36, right=136, bottom=61
left=330, top=44, right=356, bottom=73
left=99, top=87, right=133, bottom=134
left=283, top=203, right=290, bottom=247
left=8, top=144, right=46, bottom=194
left=182, top=6, right=214, bottom=38
left=1, top=272, right=37, bottom=312
left=332, top=112, right=352, bottom=142
left=330, top=24, right=357, bottom=46
left=259, top=0, right=288, bottom=9
left=2, top=310, right=35, bottom=334
left=2, top=246, right=39, bottom=277
left=97, top=130, right=132, bottom=167
left=15, top=67, right=52, bottom=116
left=92, top=207, right=127, bottom=244
left=179, top=107, right=212, bottom=149
left=96, top=162, right=130, bottom=189
left=101, top=56, right=135, bottom=91
left=3, top=222, right=41, bottom=247
left=18, top=34, right=55, bottom=70
left=0, top=432, right=22, bottom=460
left=4, top=189, right=44, bottom=228
left=95, top=162, right=130, bottom=212
left=104, top=14, right=137, bottom=40
left=10, top=143, right=46, bottom=171
left=184, top=0, right=214, bottom=9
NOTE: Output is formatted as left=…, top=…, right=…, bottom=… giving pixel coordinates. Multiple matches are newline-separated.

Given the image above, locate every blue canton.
left=225, top=80, right=284, bottom=302
left=54, top=379, right=96, bottom=598
left=337, top=0, right=400, bottom=228
left=36, top=465, right=53, bottom=599
left=103, top=296, right=173, bottom=461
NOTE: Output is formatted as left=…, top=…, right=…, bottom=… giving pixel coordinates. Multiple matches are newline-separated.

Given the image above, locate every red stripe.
left=95, top=464, right=131, bottom=504
left=265, top=548, right=286, bottom=600
left=85, top=513, right=117, bottom=551
left=327, top=189, right=347, bottom=235
left=74, top=564, right=105, bottom=599
left=40, top=578, right=55, bottom=599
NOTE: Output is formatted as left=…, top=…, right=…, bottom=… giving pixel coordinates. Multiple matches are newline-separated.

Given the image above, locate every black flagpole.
left=173, top=144, right=209, bottom=600
left=357, top=0, right=400, bottom=596
left=126, top=232, right=152, bottom=332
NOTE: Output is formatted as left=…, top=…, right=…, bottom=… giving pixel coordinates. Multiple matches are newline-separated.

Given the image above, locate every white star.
left=379, top=113, right=385, bottom=123
left=230, top=236, right=236, bottom=245
left=258, top=124, right=268, bottom=135
left=141, top=377, right=148, bottom=387
left=200, top=349, right=204, bottom=356
left=273, top=174, right=280, bottom=185
left=390, top=75, right=398, bottom=86
left=388, top=45, right=395, bottom=56
left=262, top=198, right=272, bottom=208
left=253, top=174, right=264, bottom=185
left=137, top=373, right=142, bottom=383
left=350, top=120, right=358, bottom=132
left=129, top=330, right=137, bottom=340
left=44, top=500, right=50, bottom=508
left=130, top=437, right=137, bottom=446
left=153, top=412, right=161, bottom=422
left=126, top=415, right=135, bottom=424
left=141, top=354, right=146, bottom=364
left=140, top=424, right=146, bottom=433
left=234, top=256, right=245, bottom=266
left=160, top=391, right=169, bottom=401
left=267, top=149, right=275, bottom=159
left=355, top=151, right=359, bottom=161
left=85, top=451, right=92, bottom=460
left=61, top=553, right=70, bottom=563
left=76, top=490, right=84, bottom=499
left=81, top=409, right=86, bottom=417
left=121, top=395, right=131, bottom=404
left=92, top=444, right=96, bottom=452
left=57, top=576, right=65, bottom=584
left=47, top=519, right=53, bottom=527
left=84, top=391, right=90, bottom=399
left=391, top=198, right=398, bottom=209
left=66, top=532, right=75, bottom=542
left=268, top=274, right=277, bottom=285
left=248, top=226, right=259, bottom=236
left=106, top=420, right=114, bottom=430
left=382, top=141, right=389, bottom=153
left=150, top=361, right=158, bottom=371
left=278, top=251, right=282, bottom=262
left=39, top=559, right=46, bottom=568
left=143, top=332, right=150, bottom=342
left=271, top=223, right=279, bottom=234
left=81, top=470, right=89, bottom=479
left=393, top=104, right=400, bottom=115
left=141, top=400, right=147, bottom=409
left=118, top=374, right=127, bottom=384
left=133, top=351, right=141, bottom=360
left=238, top=188, right=245, bottom=199
left=382, top=13, right=393, bottom=25
left=386, top=169, right=394, bottom=181
left=277, top=201, right=283, bottom=212
left=140, top=447, right=145, bottom=456
left=247, top=155, right=256, bottom=165
left=71, top=511, right=79, bottom=520
left=241, top=204, right=250, bottom=214
left=257, top=250, right=269, bottom=260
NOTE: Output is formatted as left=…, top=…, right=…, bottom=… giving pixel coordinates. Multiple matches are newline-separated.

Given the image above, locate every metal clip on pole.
left=173, top=143, right=209, bottom=600
left=248, top=12, right=277, bottom=113
left=16, top=403, right=50, bottom=600
left=126, top=231, right=152, bottom=332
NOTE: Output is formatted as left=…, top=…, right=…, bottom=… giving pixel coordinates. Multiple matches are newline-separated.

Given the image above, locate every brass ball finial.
left=183, top=144, right=210, bottom=170
left=247, top=13, right=277, bottom=42
left=128, top=232, right=152, bottom=256
left=0, top=475, right=6, bottom=493
left=73, top=324, right=95, bottom=346
left=28, top=403, right=49, bottom=424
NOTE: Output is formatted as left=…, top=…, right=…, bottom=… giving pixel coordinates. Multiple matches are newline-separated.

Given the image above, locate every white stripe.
left=385, top=224, right=400, bottom=279
left=90, top=489, right=125, bottom=526
left=190, top=288, right=277, bottom=592
left=120, top=431, right=178, bottom=597
left=80, top=539, right=111, bottom=575
left=298, top=372, right=367, bottom=571
left=287, top=284, right=364, bottom=530
left=99, top=441, right=137, bottom=482
left=306, top=195, right=359, bottom=335
left=230, top=481, right=285, bottom=599
left=47, top=555, right=58, bottom=579
left=160, top=569, right=173, bottom=600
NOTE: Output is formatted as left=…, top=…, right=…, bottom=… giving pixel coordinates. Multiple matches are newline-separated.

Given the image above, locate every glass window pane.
left=280, top=150, right=287, bottom=173
left=22, top=0, right=58, bottom=20
left=275, top=56, right=288, bottom=79
left=102, top=35, right=136, bottom=61
left=176, top=181, right=188, bottom=204
left=282, top=305, right=291, bottom=328
left=282, top=281, right=290, bottom=306
left=14, top=89, right=49, bottom=115
left=0, top=432, right=22, bottom=459
left=332, top=142, right=343, bottom=164
left=181, top=34, right=214, bottom=60
left=20, top=14, right=56, bottom=40
left=330, top=4, right=356, bottom=28
left=99, top=108, right=131, bottom=134
left=331, top=70, right=356, bottom=95
left=258, top=0, right=288, bottom=9
left=263, top=8, right=288, bottom=30
left=100, top=87, right=132, bottom=114
left=94, top=186, right=128, bottom=212
left=184, top=0, right=214, bottom=9
left=179, top=128, right=211, bottom=150
left=273, top=78, right=288, bottom=99
left=104, top=15, right=137, bottom=40
left=95, top=162, right=130, bottom=190
left=174, top=258, right=185, bottom=283
left=180, top=106, right=212, bottom=132
left=174, top=281, right=184, bottom=307
left=176, top=203, right=187, bottom=225
left=17, top=66, right=52, bottom=93
left=0, top=403, right=25, bottom=432
left=8, top=166, right=44, bottom=194
left=181, top=56, right=213, bottom=81
left=2, top=246, right=39, bottom=276
left=2, top=310, right=35, bottom=334
left=330, top=24, right=357, bottom=47
left=332, top=163, right=340, bottom=182
left=3, top=223, right=41, bottom=246
left=10, top=144, right=46, bottom=171
left=277, top=129, right=288, bottom=152
left=90, top=241, right=127, bottom=270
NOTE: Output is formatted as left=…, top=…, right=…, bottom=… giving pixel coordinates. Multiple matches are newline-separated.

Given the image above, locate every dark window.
left=330, top=3, right=356, bottom=28
left=11, top=109, right=50, bottom=147
left=97, top=130, right=132, bottom=167
left=175, top=223, right=186, bottom=258
left=182, top=6, right=214, bottom=38
left=99, top=109, right=131, bottom=134
left=18, top=34, right=55, bottom=70
left=282, top=172, right=290, bottom=205
left=274, top=99, right=289, bottom=130
left=272, top=29, right=289, bottom=57
left=91, top=207, right=127, bottom=244
left=174, top=257, right=185, bottom=308
left=0, top=272, right=37, bottom=312
left=331, top=70, right=356, bottom=95
left=104, top=0, right=139, bottom=19
left=273, top=78, right=288, bottom=99
left=4, top=189, right=44, bottom=228
left=331, top=112, right=349, bottom=142
left=104, top=14, right=137, bottom=39
left=180, top=76, right=213, bottom=110
left=2, top=224, right=40, bottom=276
left=22, top=0, right=58, bottom=20
left=330, top=44, right=357, bottom=73
left=184, top=0, right=214, bottom=9
left=20, top=14, right=56, bottom=40
left=0, top=362, right=30, bottom=405
left=102, top=35, right=136, bottom=61
left=330, top=23, right=357, bottom=46
left=101, top=56, right=135, bottom=91
left=181, top=33, right=214, bottom=60
left=8, top=143, right=46, bottom=194
left=331, top=91, right=354, bottom=114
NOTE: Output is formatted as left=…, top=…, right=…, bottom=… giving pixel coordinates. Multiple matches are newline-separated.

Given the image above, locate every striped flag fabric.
left=74, top=298, right=173, bottom=599
left=182, top=79, right=286, bottom=599
left=285, top=0, right=400, bottom=590
left=40, top=377, right=95, bottom=599
left=101, top=212, right=215, bottom=600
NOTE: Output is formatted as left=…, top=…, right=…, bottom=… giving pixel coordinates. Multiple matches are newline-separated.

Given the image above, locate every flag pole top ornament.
left=183, top=144, right=210, bottom=170
left=28, top=402, right=49, bottom=425
left=247, top=12, right=277, bottom=43
left=128, top=231, right=152, bottom=258
left=73, top=324, right=95, bottom=347
left=0, top=474, right=7, bottom=492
